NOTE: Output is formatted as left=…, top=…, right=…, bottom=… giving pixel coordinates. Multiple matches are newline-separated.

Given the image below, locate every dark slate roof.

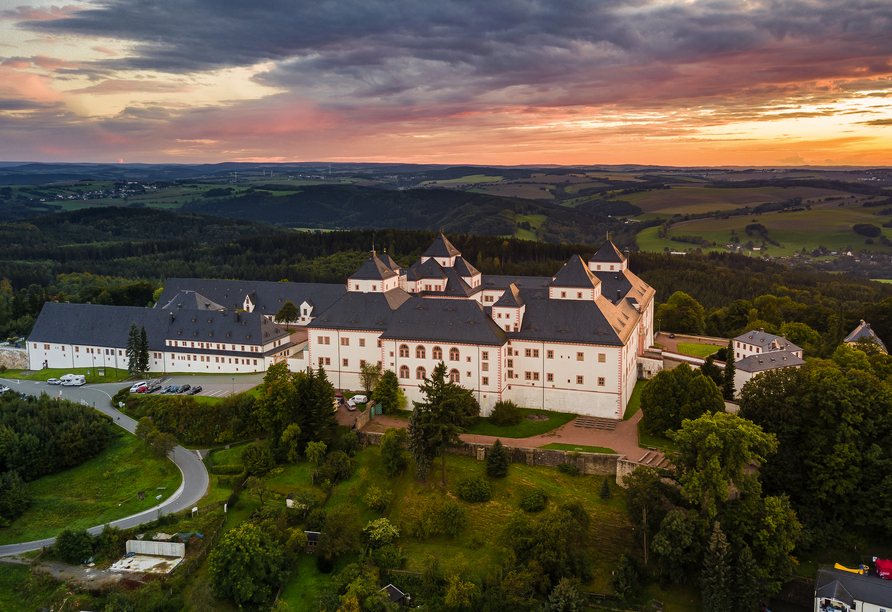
left=380, top=299, right=508, bottom=346
left=593, top=270, right=633, bottom=303
left=845, top=320, right=887, bottom=352
left=423, top=233, right=461, bottom=258
left=548, top=255, right=601, bottom=289
left=156, top=279, right=346, bottom=317
left=815, top=566, right=892, bottom=605
left=380, top=584, right=406, bottom=603
left=308, top=289, right=412, bottom=331
left=736, top=350, right=804, bottom=373
left=481, top=275, right=550, bottom=293
left=378, top=253, right=400, bottom=272
left=28, top=302, right=286, bottom=351
left=350, top=254, right=397, bottom=281
left=407, top=257, right=448, bottom=281
left=160, top=290, right=226, bottom=312
left=510, top=295, right=628, bottom=345
left=453, top=256, right=480, bottom=278
left=436, top=269, right=479, bottom=298
left=304, top=531, right=320, bottom=542
left=733, top=329, right=802, bottom=353
left=494, top=283, right=525, bottom=307
left=590, top=240, right=627, bottom=264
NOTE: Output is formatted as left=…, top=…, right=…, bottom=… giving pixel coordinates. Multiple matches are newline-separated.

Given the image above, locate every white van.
left=61, top=375, right=86, bottom=386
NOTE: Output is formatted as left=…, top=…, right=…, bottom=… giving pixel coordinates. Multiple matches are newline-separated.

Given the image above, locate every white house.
left=814, top=564, right=892, bottom=612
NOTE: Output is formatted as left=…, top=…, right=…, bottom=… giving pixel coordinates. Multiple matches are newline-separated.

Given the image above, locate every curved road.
left=0, top=378, right=213, bottom=556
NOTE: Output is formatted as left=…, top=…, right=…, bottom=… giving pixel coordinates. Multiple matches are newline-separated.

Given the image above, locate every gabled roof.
left=592, top=269, right=654, bottom=306
left=733, top=329, right=802, bottom=353
left=160, top=290, right=225, bottom=312
left=590, top=240, right=627, bottom=264
left=308, top=289, right=412, bottom=331
left=350, top=253, right=397, bottom=281
left=438, top=269, right=478, bottom=298
left=481, top=275, right=550, bottom=292
left=157, top=279, right=346, bottom=318
left=548, top=255, right=601, bottom=290
left=453, top=256, right=480, bottom=278
left=815, top=565, right=892, bottom=605
left=407, top=257, right=448, bottom=281
left=509, top=293, right=631, bottom=345
left=378, top=253, right=400, bottom=272
left=423, top=233, right=461, bottom=258
left=736, top=350, right=804, bottom=373
left=380, top=584, right=406, bottom=603
left=845, top=320, right=887, bottom=352
left=380, top=299, right=508, bottom=346
left=494, top=283, right=525, bottom=308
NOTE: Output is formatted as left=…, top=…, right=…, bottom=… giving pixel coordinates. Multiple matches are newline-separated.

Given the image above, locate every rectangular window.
left=577, top=352, right=584, bottom=361
left=577, top=292, right=582, bottom=299
left=318, top=336, right=323, bottom=344
left=482, top=351, right=489, bottom=360
left=360, top=360, right=366, bottom=367
left=44, top=344, right=50, bottom=350
left=577, top=375, right=584, bottom=385
left=505, top=325, right=510, bottom=331
left=482, top=377, right=489, bottom=385
left=561, top=291, right=567, bottom=298
left=507, top=370, right=514, bottom=379
left=525, top=371, right=532, bottom=380
left=378, top=339, right=382, bottom=348
left=341, top=337, right=349, bottom=346
left=467, top=356, right=471, bottom=362
left=547, top=373, right=554, bottom=382
left=547, top=350, right=553, bottom=359
left=481, top=363, right=489, bottom=372
left=598, top=353, right=606, bottom=362
left=254, top=359, right=257, bottom=365
left=325, top=337, right=330, bottom=345
left=343, top=358, right=349, bottom=367
left=325, top=357, right=331, bottom=365
left=533, top=349, right=539, bottom=358
left=598, top=377, right=605, bottom=386
left=533, top=372, right=539, bottom=381
left=507, top=359, right=513, bottom=368
left=359, top=338, right=365, bottom=347
left=525, top=348, right=532, bottom=357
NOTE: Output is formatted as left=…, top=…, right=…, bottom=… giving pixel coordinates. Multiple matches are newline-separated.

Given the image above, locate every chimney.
left=616, top=289, right=621, bottom=302
left=235, top=312, right=240, bottom=323
left=169, top=312, right=175, bottom=324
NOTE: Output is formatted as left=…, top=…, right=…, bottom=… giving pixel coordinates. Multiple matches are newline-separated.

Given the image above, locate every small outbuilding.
left=380, top=584, right=409, bottom=607
left=304, top=531, right=320, bottom=554
left=844, top=320, right=887, bottom=353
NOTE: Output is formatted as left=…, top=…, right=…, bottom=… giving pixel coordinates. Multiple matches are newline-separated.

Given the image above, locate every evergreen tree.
left=371, top=370, right=402, bottom=414
left=701, top=522, right=731, bottom=612
left=722, top=339, right=736, bottom=400
left=543, top=578, right=585, bottom=612
left=125, top=322, right=139, bottom=376
left=408, top=406, right=434, bottom=481
left=732, top=545, right=762, bottom=612
left=138, top=325, right=149, bottom=374
left=485, top=439, right=510, bottom=478
left=0, top=470, right=31, bottom=527
left=599, top=476, right=611, bottom=499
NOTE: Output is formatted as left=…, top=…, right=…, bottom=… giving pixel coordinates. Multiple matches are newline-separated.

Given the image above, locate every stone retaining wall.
left=0, top=348, right=28, bottom=370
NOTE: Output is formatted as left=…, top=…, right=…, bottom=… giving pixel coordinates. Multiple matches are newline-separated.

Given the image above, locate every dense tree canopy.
left=640, top=364, right=725, bottom=435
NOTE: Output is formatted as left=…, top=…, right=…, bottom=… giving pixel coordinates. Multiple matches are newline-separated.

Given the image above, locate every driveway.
left=0, top=378, right=212, bottom=556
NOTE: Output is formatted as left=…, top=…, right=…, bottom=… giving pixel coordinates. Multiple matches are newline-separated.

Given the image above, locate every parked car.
left=186, top=385, right=202, bottom=395
left=130, top=381, right=148, bottom=393
left=61, top=375, right=86, bottom=386
left=168, top=385, right=181, bottom=394
left=351, top=395, right=368, bottom=404
left=159, top=385, right=172, bottom=394
left=345, top=401, right=357, bottom=412
left=0, top=385, right=10, bottom=394
left=146, top=383, right=162, bottom=394
left=669, top=333, right=675, bottom=339
left=179, top=384, right=191, bottom=394
left=47, top=378, right=61, bottom=385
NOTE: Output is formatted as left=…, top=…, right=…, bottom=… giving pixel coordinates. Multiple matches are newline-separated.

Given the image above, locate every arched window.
left=399, top=365, right=410, bottom=379
left=416, top=366, right=426, bottom=380
left=449, top=347, right=460, bottom=361
left=416, top=345, right=426, bottom=359
left=399, top=344, right=409, bottom=358
left=449, top=368, right=460, bottom=383
left=432, top=346, right=443, bottom=360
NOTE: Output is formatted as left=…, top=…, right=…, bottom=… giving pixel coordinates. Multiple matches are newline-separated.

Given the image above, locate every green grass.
left=467, top=408, right=577, bottom=438
left=281, top=553, right=359, bottom=612
left=637, top=419, right=679, bottom=453
left=624, top=380, right=646, bottom=421
left=676, top=342, right=722, bottom=358
left=419, top=174, right=504, bottom=186
left=540, top=443, right=617, bottom=454
left=1, top=366, right=131, bottom=384
left=0, top=565, right=69, bottom=612
left=0, top=431, right=182, bottom=545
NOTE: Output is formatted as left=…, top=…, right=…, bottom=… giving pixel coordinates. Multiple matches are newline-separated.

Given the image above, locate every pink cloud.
left=0, top=5, right=82, bottom=21
left=71, top=80, right=194, bottom=95
left=90, top=46, right=119, bottom=57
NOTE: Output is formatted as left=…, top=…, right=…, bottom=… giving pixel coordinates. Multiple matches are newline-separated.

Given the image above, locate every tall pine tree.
left=732, top=545, right=761, bottom=612
left=125, top=323, right=140, bottom=376
left=701, top=522, right=731, bottom=612
left=485, top=439, right=509, bottom=478
left=722, top=339, right=736, bottom=400
left=138, top=325, right=150, bottom=374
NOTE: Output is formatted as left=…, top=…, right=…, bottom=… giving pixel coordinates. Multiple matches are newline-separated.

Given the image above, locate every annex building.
left=27, top=235, right=655, bottom=419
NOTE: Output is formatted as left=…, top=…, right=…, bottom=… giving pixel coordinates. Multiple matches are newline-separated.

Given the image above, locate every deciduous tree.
left=209, top=523, right=286, bottom=606
left=275, top=300, right=299, bottom=326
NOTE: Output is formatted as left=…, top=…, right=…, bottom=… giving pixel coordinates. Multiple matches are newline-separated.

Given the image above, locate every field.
left=676, top=343, right=722, bottom=358
left=0, top=430, right=182, bottom=545
left=637, top=205, right=892, bottom=257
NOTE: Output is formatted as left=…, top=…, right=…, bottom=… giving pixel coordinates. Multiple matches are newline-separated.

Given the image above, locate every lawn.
left=466, top=408, right=577, bottom=438
left=0, top=431, right=182, bottom=545
left=676, top=342, right=722, bottom=358
left=623, top=380, right=646, bottom=421
left=1, top=366, right=131, bottom=384
left=637, top=419, right=679, bottom=453
left=280, top=553, right=359, bottom=612
left=540, top=443, right=617, bottom=454
left=0, top=565, right=69, bottom=612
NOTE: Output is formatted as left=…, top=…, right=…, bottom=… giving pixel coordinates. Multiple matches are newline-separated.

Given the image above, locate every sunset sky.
left=1, top=0, right=891, bottom=166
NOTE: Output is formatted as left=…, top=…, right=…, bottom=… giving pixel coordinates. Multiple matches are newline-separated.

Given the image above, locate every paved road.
left=0, top=376, right=223, bottom=556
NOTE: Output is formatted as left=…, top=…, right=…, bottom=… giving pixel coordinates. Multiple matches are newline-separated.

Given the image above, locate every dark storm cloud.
left=18, top=0, right=892, bottom=111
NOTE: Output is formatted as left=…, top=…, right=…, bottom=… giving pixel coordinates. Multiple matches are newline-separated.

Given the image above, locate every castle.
left=27, top=234, right=655, bottom=419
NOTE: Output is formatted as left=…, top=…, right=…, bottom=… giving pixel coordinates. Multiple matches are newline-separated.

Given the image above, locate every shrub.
left=316, top=555, right=334, bottom=573
left=306, top=508, right=327, bottom=531
left=853, top=223, right=882, bottom=238
left=363, top=486, right=392, bottom=512
left=338, top=430, right=359, bottom=456
left=486, top=439, right=510, bottom=478
left=312, top=451, right=356, bottom=486
left=363, top=518, right=400, bottom=548
left=441, top=501, right=468, bottom=537
left=520, top=489, right=549, bottom=512
left=457, top=475, right=492, bottom=503
left=557, top=462, right=580, bottom=476
left=212, top=464, right=245, bottom=475
left=410, top=498, right=444, bottom=539
left=241, top=444, right=275, bottom=477
left=55, top=529, right=94, bottom=565
left=599, top=477, right=612, bottom=499
left=372, top=544, right=405, bottom=571
left=490, top=400, right=523, bottom=426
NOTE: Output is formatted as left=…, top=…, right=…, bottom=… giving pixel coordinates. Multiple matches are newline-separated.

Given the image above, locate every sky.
left=1, top=0, right=891, bottom=166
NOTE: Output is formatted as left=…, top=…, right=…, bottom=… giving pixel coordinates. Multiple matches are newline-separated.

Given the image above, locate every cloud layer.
left=1, top=0, right=891, bottom=164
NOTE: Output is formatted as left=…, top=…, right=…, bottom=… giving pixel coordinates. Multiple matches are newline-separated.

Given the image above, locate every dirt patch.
left=34, top=561, right=125, bottom=589
left=525, top=414, right=549, bottom=422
